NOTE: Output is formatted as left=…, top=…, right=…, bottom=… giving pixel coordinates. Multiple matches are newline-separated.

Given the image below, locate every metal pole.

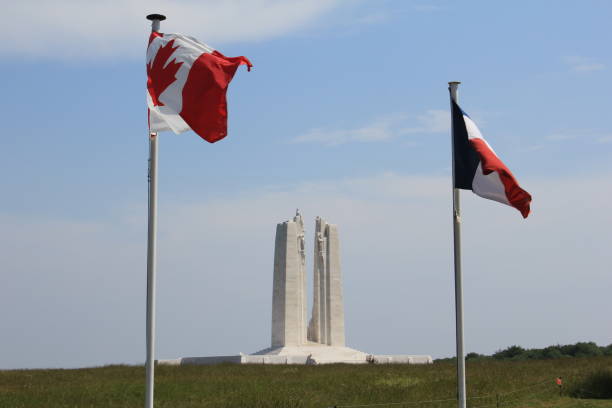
left=448, top=81, right=466, bottom=408
left=145, top=13, right=166, bottom=408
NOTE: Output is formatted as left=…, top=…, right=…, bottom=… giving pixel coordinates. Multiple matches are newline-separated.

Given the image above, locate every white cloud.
left=292, top=115, right=405, bottom=146
left=401, top=109, right=449, bottom=134
left=293, top=109, right=449, bottom=146
left=351, top=11, right=390, bottom=25
left=563, top=56, right=605, bottom=72
left=546, top=133, right=576, bottom=142
left=521, top=144, right=545, bottom=152
left=3, top=0, right=345, bottom=59
left=412, top=3, right=447, bottom=12
left=597, top=135, right=612, bottom=144
left=546, top=129, right=612, bottom=143
left=2, top=171, right=611, bottom=368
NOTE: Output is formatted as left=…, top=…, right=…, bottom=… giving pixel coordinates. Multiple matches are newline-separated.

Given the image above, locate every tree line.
left=436, top=341, right=612, bottom=362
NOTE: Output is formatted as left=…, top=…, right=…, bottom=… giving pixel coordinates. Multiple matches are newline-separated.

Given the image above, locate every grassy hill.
left=1, top=356, right=611, bottom=407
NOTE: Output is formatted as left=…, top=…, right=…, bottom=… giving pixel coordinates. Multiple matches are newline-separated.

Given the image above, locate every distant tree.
left=560, top=343, right=577, bottom=356
left=573, top=342, right=603, bottom=357
left=466, top=352, right=489, bottom=361
left=522, top=349, right=543, bottom=360
left=438, top=341, right=610, bottom=361
left=493, top=345, right=526, bottom=360
left=434, top=357, right=456, bottom=363
left=541, top=346, right=563, bottom=359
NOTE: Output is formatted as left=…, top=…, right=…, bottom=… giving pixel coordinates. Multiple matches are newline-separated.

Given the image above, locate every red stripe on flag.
left=148, top=32, right=162, bottom=46
left=212, top=50, right=253, bottom=72
left=179, top=51, right=252, bottom=143
left=469, top=138, right=532, bottom=218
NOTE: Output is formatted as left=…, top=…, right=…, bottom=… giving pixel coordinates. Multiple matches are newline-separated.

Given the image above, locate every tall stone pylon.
left=271, top=210, right=307, bottom=347
left=308, top=217, right=345, bottom=346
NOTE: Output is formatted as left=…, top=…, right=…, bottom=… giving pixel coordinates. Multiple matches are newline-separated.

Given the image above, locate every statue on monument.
left=294, top=209, right=306, bottom=267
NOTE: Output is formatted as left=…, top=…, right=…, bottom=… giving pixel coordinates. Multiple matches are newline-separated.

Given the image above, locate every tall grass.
left=569, top=368, right=612, bottom=399
left=1, top=356, right=611, bottom=407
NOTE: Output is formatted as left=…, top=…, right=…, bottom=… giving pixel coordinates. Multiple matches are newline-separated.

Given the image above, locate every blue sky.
left=1, top=0, right=611, bottom=369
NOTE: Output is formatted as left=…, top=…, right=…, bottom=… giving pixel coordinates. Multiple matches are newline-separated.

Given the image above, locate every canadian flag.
left=451, top=94, right=532, bottom=218
left=146, top=32, right=252, bottom=143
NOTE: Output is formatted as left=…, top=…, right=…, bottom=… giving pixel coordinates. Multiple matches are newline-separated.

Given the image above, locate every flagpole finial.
left=146, top=14, right=166, bottom=21
left=147, top=14, right=166, bottom=33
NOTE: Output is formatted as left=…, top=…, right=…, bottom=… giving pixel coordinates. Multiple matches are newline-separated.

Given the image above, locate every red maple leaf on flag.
left=147, top=39, right=183, bottom=107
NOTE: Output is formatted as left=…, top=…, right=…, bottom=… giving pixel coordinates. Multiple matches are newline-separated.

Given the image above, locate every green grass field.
left=1, top=356, right=611, bottom=408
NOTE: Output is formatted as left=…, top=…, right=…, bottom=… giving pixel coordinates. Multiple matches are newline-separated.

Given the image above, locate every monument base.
left=252, top=343, right=368, bottom=364
left=157, top=343, right=432, bottom=366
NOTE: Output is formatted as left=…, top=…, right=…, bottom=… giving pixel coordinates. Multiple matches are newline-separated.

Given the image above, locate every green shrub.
left=560, top=342, right=602, bottom=358
left=570, top=369, right=612, bottom=399
left=483, top=342, right=608, bottom=361
left=466, top=352, right=488, bottom=361
left=541, top=346, right=563, bottom=359
left=575, top=342, right=603, bottom=358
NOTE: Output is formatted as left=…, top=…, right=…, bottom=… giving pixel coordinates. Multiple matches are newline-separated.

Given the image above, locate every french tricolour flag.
left=451, top=95, right=532, bottom=218
left=147, top=32, right=252, bottom=143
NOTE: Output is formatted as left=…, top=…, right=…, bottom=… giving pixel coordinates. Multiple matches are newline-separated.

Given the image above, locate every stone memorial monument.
left=158, top=210, right=432, bottom=365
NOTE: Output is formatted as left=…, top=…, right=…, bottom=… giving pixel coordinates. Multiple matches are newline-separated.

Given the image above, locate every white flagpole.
left=145, top=13, right=166, bottom=408
left=449, top=81, right=466, bottom=408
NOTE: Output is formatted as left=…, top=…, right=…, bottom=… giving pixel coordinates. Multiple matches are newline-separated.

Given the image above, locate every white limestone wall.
left=367, top=355, right=433, bottom=364
left=295, top=213, right=307, bottom=347
left=271, top=222, right=287, bottom=347
left=157, top=352, right=433, bottom=366
left=307, top=217, right=327, bottom=343
left=284, top=221, right=303, bottom=345
left=308, top=217, right=345, bottom=347
left=243, top=355, right=309, bottom=364
left=326, top=223, right=345, bottom=347
left=271, top=213, right=307, bottom=347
